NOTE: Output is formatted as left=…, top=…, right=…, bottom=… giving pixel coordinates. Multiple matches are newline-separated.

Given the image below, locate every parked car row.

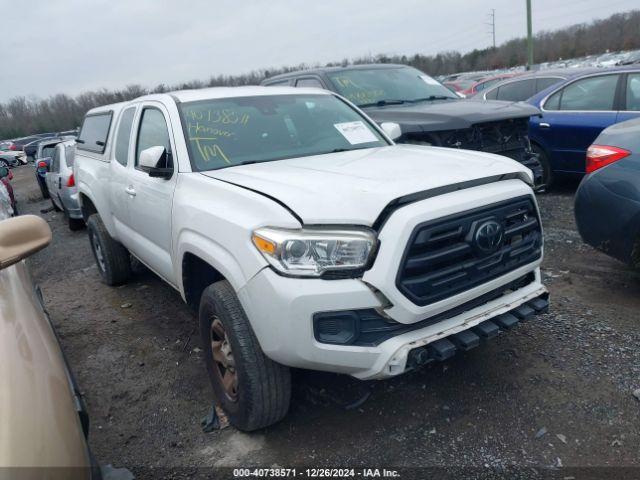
left=0, top=129, right=79, bottom=167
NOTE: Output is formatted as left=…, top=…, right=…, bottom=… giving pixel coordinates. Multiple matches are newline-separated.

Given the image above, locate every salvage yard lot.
left=11, top=166, right=640, bottom=475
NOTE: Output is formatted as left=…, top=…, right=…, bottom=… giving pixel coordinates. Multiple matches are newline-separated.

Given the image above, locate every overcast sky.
left=0, top=0, right=637, bottom=102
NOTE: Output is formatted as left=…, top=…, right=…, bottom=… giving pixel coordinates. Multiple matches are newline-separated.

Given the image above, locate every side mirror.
left=139, top=146, right=173, bottom=179
left=0, top=166, right=8, bottom=179
left=380, top=122, right=402, bottom=141
left=0, top=215, right=52, bottom=270
left=37, top=158, right=51, bottom=171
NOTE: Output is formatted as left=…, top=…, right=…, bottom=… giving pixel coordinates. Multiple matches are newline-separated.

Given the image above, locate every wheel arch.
left=78, top=192, right=98, bottom=221
left=177, top=232, right=251, bottom=310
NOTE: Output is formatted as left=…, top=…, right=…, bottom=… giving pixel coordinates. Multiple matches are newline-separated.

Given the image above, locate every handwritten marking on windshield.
left=187, top=122, right=234, bottom=138
left=184, top=108, right=250, bottom=125
left=190, top=137, right=231, bottom=164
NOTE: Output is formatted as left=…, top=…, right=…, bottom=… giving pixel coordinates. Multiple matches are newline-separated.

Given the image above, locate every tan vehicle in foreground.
left=0, top=204, right=98, bottom=479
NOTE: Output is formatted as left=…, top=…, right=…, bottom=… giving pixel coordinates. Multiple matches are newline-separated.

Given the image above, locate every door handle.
left=58, top=178, right=62, bottom=189
left=540, top=122, right=551, bottom=129
left=125, top=186, right=136, bottom=197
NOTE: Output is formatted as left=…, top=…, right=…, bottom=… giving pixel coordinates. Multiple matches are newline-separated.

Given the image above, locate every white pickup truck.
left=75, top=86, right=548, bottom=431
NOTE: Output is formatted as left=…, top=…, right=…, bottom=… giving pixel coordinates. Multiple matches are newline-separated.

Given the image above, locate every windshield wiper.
left=358, top=99, right=409, bottom=108
left=410, top=96, right=456, bottom=102
left=327, top=146, right=375, bottom=154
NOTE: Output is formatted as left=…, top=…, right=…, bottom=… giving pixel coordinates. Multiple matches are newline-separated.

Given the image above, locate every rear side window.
left=484, top=88, right=498, bottom=100
left=77, top=112, right=113, bottom=153
left=265, top=79, right=290, bottom=86
left=114, top=107, right=136, bottom=166
left=51, top=147, right=61, bottom=172
left=41, top=145, right=56, bottom=159
left=64, top=144, right=76, bottom=167
left=496, top=79, right=536, bottom=101
left=535, top=77, right=562, bottom=93
left=296, top=78, right=324, bottom=88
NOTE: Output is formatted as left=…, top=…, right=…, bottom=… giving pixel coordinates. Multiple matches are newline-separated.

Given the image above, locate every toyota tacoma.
left=75, top=86, right=548, bottom=431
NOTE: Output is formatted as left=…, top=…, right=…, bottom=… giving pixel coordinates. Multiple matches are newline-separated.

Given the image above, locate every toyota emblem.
left=474, top=220, right=504, bottom=254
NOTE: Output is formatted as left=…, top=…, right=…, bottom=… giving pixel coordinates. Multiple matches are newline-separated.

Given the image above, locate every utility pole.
left=486, top=9, right=496, bottom=48
left=526, top=0, right=533, bottom=69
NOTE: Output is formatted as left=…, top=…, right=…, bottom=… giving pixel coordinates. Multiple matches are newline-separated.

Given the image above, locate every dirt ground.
left=9, top=165, right=640, bottom=478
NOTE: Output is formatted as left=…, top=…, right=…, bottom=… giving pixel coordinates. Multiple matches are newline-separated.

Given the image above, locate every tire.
left=68, top=216, right=85, bottom=231
left=37, top=177, right=50, bottom=199
left=86, top=214, right=131, bottom=286
left=199, top=280, right=291, bottom=431
left=532, top=144, right=554, bottom=190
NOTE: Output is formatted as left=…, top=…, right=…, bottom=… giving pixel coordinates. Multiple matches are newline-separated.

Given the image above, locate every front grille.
left=396, top=196, right=542, bottom=306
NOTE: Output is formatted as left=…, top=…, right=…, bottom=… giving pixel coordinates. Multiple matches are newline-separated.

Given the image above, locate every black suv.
left=262, top=64, right=543, bottom=186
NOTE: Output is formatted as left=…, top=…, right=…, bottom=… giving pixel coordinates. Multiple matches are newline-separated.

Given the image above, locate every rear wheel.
left=37, top=177, right=50, bottom=199
left=68, top=216, right=85, bottom=231
left=86, top=214, right=131, bottom=285
left=532, top=144, right=554, bottom=190
left=199, top=280, right=291, bottom=431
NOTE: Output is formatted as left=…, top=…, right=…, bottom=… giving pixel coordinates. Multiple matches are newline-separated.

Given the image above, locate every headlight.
left=252, top=227, right=377, bottom=278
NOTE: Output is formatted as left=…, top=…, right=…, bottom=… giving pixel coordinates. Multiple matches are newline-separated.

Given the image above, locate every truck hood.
left=203, top=145, right=532, bottom=226
left=363, top=99, right=541, bottom=133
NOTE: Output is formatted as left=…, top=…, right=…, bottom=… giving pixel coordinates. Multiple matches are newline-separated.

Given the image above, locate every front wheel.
left=86, top=214, right=131, bottom=285
left=199, top=280, right=291, bottom=431
left=68, top=216, right=85, bottom=231
left=532, top=144, right=554, bottom=190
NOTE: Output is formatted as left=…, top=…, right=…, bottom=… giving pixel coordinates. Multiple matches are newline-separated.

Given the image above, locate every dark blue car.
left=528, top=66, right=640, bottom=186
left=575, top=117, right=640, bottom=268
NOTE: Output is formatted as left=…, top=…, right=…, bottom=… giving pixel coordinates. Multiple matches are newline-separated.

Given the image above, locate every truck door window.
left=136, top=108, right=172, bottom=170
left=114, top=107, right=136, bottom=166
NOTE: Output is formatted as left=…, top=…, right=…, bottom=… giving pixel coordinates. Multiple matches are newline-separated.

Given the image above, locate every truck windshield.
left=327, top=67, right=457, bottom=107
left=179, top=94, right=388, bottom=171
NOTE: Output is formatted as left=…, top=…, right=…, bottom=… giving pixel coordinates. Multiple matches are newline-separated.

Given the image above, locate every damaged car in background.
left=262, top=64, right=544, bottom=187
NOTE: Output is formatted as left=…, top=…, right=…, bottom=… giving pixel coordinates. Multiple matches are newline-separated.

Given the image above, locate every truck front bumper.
left=238, top=267, right=548, bottom=380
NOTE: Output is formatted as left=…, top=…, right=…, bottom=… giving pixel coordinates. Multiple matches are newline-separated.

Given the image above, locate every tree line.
left=1, top=9, right=639, bottom=140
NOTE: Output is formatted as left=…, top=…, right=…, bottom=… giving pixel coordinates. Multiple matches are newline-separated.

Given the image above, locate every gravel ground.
left=9, top=165, right=640, bottom=479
